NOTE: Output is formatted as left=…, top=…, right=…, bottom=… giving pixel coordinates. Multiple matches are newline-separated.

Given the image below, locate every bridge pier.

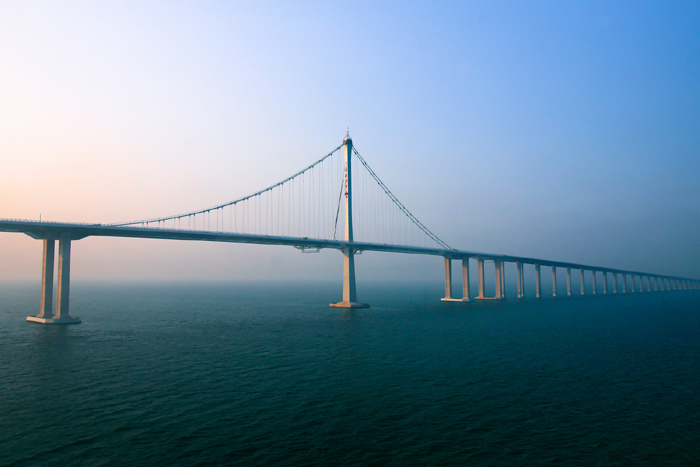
left=552, top=266, right=557, bottom=297
left=580, top=268, right=585, bottom=295
left=475, top=259, right=503, bottom=300
left=603, top=272, right=608, bottom=294
left=495, top=261, right=503, bottom=299
left=613, top=273, right=618, bottom=294
left=27, top=234, right=81, bottom=324
left=535, top=264, right=541, bottom=298
left=592, top=271, right=597, bottom=295
left=330, top=247, right=369, bottom=308
left=477, top=259, right=485, bottom=299
left=517, top=261, right=524, bottom=299
left=441, top=257, right=470, bottom=302
left=462, top=259, right=470, bottom=300
left=566, top=267, right=571, bottom=297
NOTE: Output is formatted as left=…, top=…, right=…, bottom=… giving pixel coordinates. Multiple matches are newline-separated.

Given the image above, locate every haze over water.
left=2, top=282, right=699, bottom=466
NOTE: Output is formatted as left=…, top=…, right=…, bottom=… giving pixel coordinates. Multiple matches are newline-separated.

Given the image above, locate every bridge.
left=1, top=132, right=698, bottom=324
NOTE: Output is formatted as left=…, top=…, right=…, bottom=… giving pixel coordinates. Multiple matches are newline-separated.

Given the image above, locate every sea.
left=1, top=281, right=699, bottom=466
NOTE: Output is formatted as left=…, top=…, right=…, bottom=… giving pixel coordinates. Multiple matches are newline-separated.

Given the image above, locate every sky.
left=1, top=0, right=699, bottom=285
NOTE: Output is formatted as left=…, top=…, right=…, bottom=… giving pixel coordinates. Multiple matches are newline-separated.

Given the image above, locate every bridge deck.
left=0, top=219, right=692, bottom=281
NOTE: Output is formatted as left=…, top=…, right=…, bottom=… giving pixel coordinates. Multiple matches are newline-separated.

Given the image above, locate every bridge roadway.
left=1, top=219, right=698, bottom=323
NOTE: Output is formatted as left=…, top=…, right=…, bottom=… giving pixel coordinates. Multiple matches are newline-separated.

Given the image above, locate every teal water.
left=1, top=282, right=699, bottom=466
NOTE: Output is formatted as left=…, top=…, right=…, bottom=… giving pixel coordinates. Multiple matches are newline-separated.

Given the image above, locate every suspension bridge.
left=1, top=132, right=698, bottom=324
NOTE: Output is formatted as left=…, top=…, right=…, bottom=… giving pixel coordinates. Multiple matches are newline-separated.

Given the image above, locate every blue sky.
left=1, top=1, right=698, bottom=283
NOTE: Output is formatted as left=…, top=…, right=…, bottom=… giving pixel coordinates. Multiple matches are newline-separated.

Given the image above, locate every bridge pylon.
left=330, top=131, right=369, bottom=308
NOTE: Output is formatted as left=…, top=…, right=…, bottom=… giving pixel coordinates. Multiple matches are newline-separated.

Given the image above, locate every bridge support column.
left=622, top=275, right=627, bottom=293
left=477, top=259, right=485, bottom=299
left=441, top=257, right=470, bottom=302
left=38, top=239, right=55, bottom=319
left=535, top=264, right=541, bottom=298
left=592, top=271, right=597, bottom=295
left=654, top=277, right=658, bottom=292
left=517, top=262, right=524, bottom=299
left=566, top=267, right=571, bottom=297
left=603, top=272, right=608, bottom=294
left=502, top=261, right=507, bottom=298
left=494, top=261, right=503, bottom=300
left=631, top=276, right=636, bottom=293
left=462, top=258, right=470, bottom=301
left=331, top=248, right=369, bottom=308
left=443, top=257, right=452, bottom=300
left=477, top=259, right=504, bottom=300
left=580, top=268, right=585, bottom=295
left=27, top=234, right=81, bottom=324
left=613, top=273, right=618, bottom=294
left=552, top=266, right=557, bottom=297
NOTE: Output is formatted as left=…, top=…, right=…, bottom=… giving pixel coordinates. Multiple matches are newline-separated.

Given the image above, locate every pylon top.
left=344, top=126, right=351, bottom=142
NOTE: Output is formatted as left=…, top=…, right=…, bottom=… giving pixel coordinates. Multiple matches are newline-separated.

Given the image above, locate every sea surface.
left=1, top=281, right=699, bottom=466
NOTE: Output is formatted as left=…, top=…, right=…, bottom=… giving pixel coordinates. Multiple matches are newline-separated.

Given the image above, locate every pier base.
left=27, top=315, right=81, bottom=324
left=330, top=301, right=370, bottom=308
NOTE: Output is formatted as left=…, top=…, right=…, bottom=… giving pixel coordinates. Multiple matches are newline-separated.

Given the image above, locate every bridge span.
left=2, top=133, right=698, bottom=323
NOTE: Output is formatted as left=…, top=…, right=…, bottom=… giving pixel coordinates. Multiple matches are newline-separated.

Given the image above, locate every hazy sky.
left=1, top=1, right=699, bottom=284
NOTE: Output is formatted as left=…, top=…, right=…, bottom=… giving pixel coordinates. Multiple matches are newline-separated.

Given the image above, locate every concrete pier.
left=566, top=267, right=571, bottom=297
left=613, top=273, right=618, bottom=294
left=476, top=259, right=504, bottom=300
left=580, top=268, right=585, bottom=295
left=517, top=261, right=524, bottom=299
left=27, top=234, right=81, bottom=324
left=592, top=271, right=597, bottom=295
left=39, top=239, right=55, bottom=319
left=603, top=272, right=608, bottom=294
left=477, top=259, right=485, bottom=299
left=535, top=264, right=541, bottom=298
left=552, top=266, right=557, bottom=297
left=443, top=257, right=453, bottom=300
left=495, top=260, right=503, bottom=300
left=442, top=258, right=470, bottom=302
left=462, top=258, right=470, bottom=301
left=500, top=261, right=506, bottom=299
